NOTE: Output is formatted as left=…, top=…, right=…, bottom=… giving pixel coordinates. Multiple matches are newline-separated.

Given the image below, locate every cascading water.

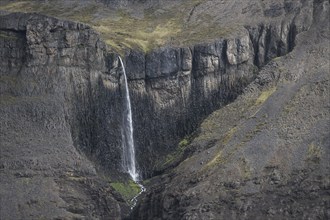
left=119, top=56, right=146, bottom=208
left=119, top=56, right=139, bottom=182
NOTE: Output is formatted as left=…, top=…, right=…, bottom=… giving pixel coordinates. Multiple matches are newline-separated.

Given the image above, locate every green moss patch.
left=110, top=180, right=141, bottom=202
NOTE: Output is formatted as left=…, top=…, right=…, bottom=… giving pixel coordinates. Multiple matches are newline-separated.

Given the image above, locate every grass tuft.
left=255, top=86, right=277, bottom=106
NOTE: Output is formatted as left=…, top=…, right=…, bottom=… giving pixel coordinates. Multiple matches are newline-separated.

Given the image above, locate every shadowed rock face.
left=119, top=0, right=314, bottom=177
left=0, top=13, right=128, bottom=219
left=131, top=1, right=330, bottom=219
left=0, top=0, right=328, bottom=219
left=0, top=12, right=125, bottom=173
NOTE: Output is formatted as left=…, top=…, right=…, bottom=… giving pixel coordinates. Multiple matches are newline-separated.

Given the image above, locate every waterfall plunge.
left=119, top=56, right=139, bottom=182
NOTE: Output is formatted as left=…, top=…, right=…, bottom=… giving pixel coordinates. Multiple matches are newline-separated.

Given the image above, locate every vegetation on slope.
left=0, top=0, right=237, bottom=54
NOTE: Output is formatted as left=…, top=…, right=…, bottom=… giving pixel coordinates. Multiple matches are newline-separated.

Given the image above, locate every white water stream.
left=119, top=56, right=138, bottom=182
left=118, top=57, right=145, bottom=207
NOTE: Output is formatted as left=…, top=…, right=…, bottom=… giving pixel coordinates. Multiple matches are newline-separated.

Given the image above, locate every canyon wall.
left=131, top=1, right=330, bottom=219
left=0, top=0, right=322, bottom=218
left=1, top=0, right=313, bottom=179
left=0, top=13, right=128, bottom=219
left=120, top=0, right=313, bottom=177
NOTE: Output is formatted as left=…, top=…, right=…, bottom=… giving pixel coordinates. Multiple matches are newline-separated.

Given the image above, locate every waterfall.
left=119, top=56, right=139, bottom=182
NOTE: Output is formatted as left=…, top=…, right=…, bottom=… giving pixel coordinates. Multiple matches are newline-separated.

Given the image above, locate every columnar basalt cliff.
left=131, top=1, right=330, bottom=219
left=0, top=0, right=328, bottom=219
left=0, top=12, right=126, bottom=172
left=0, top=12, right=131, bottom=219
left=116, top=0, right=314, bottom=177
left=0, top=1, right=315, bottom=178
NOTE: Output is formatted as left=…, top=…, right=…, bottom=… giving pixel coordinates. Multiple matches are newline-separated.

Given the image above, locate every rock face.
left=131, top=0, right=330, bottom=219
left=119, top=0, right=314, bottom=177
left=0, top=1, right=316, bottom=179
left=0, top=0, right=328, bottom=219
left=0, top=11, right=128, bottom=173
left=0, top=12, right=127, bottom=219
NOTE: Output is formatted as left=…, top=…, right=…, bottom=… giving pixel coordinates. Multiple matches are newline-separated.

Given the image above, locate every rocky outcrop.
left=246, top=1, right=313, bottom=67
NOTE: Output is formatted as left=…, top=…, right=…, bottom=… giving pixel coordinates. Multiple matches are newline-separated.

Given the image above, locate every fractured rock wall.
left=117, top=0, right=314, bottom=177
left=0, top=0, right=313, bottom=180
left=0, top=13, right=127, bottom=219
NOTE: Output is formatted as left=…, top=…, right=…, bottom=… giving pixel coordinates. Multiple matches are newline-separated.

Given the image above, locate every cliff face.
left=132, top=0, right=330, bottom=219
left=0, top=0, right=328, bottom=219
left=118, top=0, right=314, bottom=177
left=0, top=13, right=128, bottom=219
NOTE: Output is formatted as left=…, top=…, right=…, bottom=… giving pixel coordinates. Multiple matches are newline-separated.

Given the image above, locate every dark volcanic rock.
left=0, top=12, right=127, bottom=219
left=121, top=0, right=315, bottom=177
left=1, top=0, right=328, bottom=219
left=125, top=49, right=145, bottom=80
left=131, top=0, right=330, bottom=219
left=0, top=0, right=316, bottom=181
